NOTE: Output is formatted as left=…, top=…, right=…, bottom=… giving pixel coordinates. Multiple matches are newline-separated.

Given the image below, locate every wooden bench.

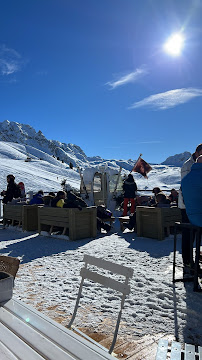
left=136, top=206, right=182, bottom=240
left=156, top=338, right=202, bottom=359
left=3, top=204, right=23, bottom=228
left=38, top=206, right=97, bottom=240
left=99, top=217, right=115, bottom=226
left=0, top=298, right=114, bottom=360
left=118, top=216, right=130, bottom=231
left=3, top=204, right=40, bottom=231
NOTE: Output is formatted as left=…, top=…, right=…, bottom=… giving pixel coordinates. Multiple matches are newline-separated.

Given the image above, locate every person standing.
left=179, top=143, right=202, bottom=267
left=1, top=174, right=21, bottom=204
left=122, top=174, right=137, bottom=216
left=181, top=155, right=202, bottom=227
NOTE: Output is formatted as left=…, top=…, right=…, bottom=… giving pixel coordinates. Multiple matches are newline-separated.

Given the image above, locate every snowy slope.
left=0, top=120, right=90, bottom=168
left=0, top=141, right=181, bottom=193
left=0, top=142, right=81, bottom=193
left=133, top=164, right=181, bottom=193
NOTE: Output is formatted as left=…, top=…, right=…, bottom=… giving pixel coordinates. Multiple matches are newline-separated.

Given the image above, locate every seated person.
left=168, top=188, right=178, bottom=205
left=97, top=205, right=112, bottom=232
left=18, top=182, right=26, bottom=201
left=51, top=191, right=66, bottom=208
left=136, top=195, right=151, bottom=206
left=29, top=190, right=44, bottom=205
left=64, top=190, right=87, bottom=209
left=148, top=187, right=161, bottom=206
left=43, top=192, right=55, bottom=206
left=155, top=192, right=171, bottom=207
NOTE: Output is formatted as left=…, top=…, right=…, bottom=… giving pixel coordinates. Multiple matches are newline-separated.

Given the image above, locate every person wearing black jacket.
left=64, top=191, right=87, bottom=209
left=1, top=174, right=21, bottom=204
left=123, top=174, right=137, bottom=216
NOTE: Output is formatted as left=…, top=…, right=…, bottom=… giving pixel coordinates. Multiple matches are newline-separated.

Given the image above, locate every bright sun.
left=163, top=33, right=184, bottom=56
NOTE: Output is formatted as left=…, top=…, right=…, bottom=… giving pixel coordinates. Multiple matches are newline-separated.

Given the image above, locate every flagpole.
left=130, top=153, right=142, bottom=173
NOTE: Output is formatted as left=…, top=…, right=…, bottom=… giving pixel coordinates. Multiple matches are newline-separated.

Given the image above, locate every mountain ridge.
left=0, top=120, right=190, bottom=168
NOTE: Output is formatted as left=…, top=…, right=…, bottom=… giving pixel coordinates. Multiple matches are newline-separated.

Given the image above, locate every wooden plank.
left=3, top=299, right=114, bottom=360
left=39, top=215, right=70, bottom=223
left=39, top=211, right=70, bottom=218
left=69, top=208, right=76, bottom=240
left=80, top=268, right=130, bottom=295
left=185, top=343, right=195, bottom=360
left=22, top=205, right=39, bottom=231
left=0, top=340, right=18, bottom=360
left=39, top=207, right=70, bottom=214
left=0, top=307, right=74, bottom=360
left=199, top=346, right=202, bottom=360
left=155, top=339, right=168, bottom=360
left=91, top=208, right=98, bottom=237
left=84, top=254, right=134, bottom=278
left=170, top=341, right=181, bottom=359
left=0, top=321, right=44, bottom=360
left=40, top=219, right=69, bottom=226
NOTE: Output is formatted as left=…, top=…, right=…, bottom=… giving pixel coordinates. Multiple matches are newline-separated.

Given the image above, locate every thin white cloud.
left=106, top=67, right=148, bottom=89
left=134, top=140, right=162, bottom=144
left=0, top=44, right=22, bottom=76
left=35, top=70, right=48, bottom=76
left=129, top=88, right=202, bottom=110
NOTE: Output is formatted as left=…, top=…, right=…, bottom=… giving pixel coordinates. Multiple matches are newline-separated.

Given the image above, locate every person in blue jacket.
left=181, top=155, right=202, bottom=227
left=29, top=190, right=44, bottom=205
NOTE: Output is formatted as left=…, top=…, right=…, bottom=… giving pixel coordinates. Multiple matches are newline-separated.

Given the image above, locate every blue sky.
left=0, top=0, right=202, bottom=163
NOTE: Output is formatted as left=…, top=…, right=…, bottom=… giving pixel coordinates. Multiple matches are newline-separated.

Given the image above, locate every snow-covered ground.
left=1, top=225, right=202, bottom=353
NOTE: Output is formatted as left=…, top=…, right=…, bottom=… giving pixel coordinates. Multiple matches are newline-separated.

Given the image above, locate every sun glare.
left=163, top=33, right=184, bottom=56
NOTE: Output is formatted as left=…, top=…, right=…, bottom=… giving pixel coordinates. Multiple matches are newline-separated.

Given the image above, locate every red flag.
left=131, top=157, right=152, bottom=178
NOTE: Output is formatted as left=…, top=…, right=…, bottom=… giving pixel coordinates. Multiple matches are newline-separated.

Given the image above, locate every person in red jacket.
left=122, top=174, right=137, bottom=216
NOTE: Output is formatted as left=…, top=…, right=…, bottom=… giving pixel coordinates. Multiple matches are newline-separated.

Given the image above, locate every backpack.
left=13, top=184, right=22, bottom=198
left=97, top=205, right=112, bottom=219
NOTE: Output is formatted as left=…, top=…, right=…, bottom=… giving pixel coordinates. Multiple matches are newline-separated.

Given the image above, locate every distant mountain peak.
left=161, top=151, right=191, bottom=166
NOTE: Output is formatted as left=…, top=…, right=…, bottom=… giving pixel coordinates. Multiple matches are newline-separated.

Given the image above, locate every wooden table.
left=0, top=298, right=114, bottom=360
left=118, top=216, right=130, bottom=231
left=100, top=217, right=115, bottom=226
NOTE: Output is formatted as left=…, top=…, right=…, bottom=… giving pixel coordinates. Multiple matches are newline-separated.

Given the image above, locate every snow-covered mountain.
left=161, top=151, right=191, bottom=167
left=0, top=120, right=183, bottom=193
left=0, top=120, right=189, bottom=168
left=0, top=120, right=89, bottom=168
